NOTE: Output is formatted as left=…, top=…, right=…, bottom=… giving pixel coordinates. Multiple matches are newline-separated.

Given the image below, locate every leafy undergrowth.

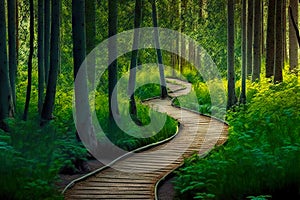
left=173, top=75, right=300, bottom=199
left=0, top=67, right=178, bottom=199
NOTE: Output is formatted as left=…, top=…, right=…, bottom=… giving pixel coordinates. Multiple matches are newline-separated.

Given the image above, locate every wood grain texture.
left=64, top=78, right=228, bottom=200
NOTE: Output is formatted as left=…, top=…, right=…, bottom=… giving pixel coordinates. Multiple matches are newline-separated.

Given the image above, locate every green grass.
left=0, top=64, right=179, bottom=199
left=173, top=73, right=300, bottom=199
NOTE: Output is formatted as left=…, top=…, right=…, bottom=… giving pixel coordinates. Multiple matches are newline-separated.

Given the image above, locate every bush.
left=173, top=75, right=300, bottom=199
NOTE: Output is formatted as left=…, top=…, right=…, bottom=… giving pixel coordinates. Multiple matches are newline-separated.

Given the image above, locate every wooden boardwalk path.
left=64, top=78, right=228, bottom=200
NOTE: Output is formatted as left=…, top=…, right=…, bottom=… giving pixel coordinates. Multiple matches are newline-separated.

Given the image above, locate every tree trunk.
left=108, top=0, right=119, bottom=123
left=151, top=0, right=168, bottom=99
left=252, top=0, right=261, bottom=81
left=44, top=0, right=51, bottom=85
left=7, top=0, right=17, bottom=111
left=247, top=0, right=254, bottom=76
left=266, top=0, right=276, bottom=78
left=283, top=0, right=287, bottom=63
left=23, top=0, right=34, bottom=121
left=41, top=0, right=60, bottom=123
left=274, top=0, right=283, bottom=83
left=73, top=0, right=96, bottom=145
left=128, top=0, right=142, bottom=119
left=240, top=0, right=246, bottom=104
left=85, top=0, right=96, bottom=89
left=38, top=0, right=45, bottom=114
left=0, top=0, right=13, bottom=128
left=227, top=0, right=237, bottom=109
left=274, top=1, right=284, bottom=83
left=289, top=0, right=298, bottom=72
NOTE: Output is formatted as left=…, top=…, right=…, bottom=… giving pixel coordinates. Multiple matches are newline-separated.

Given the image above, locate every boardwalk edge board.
left=63, top=79, right=228, bottom=199
left=62, top=123, right=180, bottom=194
left=154, top=105, right=228, bottom=200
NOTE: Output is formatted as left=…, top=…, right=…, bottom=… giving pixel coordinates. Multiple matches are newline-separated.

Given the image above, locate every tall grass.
left=173, top=73, right=300, bottom=199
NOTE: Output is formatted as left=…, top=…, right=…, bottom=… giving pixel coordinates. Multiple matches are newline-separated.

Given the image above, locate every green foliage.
left=173, top=74, right=300, bottom=199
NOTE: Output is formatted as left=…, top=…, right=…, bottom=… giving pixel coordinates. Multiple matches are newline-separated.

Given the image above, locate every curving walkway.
left=64, top=78, right=228, bottom=200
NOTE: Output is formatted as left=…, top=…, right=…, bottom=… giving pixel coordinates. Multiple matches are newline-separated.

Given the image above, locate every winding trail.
left=64, top=78, right=228, bottom=200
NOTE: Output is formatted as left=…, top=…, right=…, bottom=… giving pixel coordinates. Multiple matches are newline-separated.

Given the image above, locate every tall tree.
left=151, top=0, right=168, bottom=98
left=289, top=6, right=300, bottom=46
left=38, top=0, right=45, bottom=114
left=266, top=0, right=276, bottom=78
left=23, top=0, right=34, bottom=120
left=44, top=0, right=51, bottom=84
left=274, top=0, right=284, bottom=83
left=240, top=0, right=246, bottom=104
left=247, top=0, right=254, bottom=75
left=283, top=0, right=287, bottom=63
left=128, top=0, right=142, bottom=121
left=227, top=0, right=237, bottom=109
left=85, top=0, right=96, bottom=88
left=7, top=0, right=17, bottom=110
left=0, top=0, right=13, bottom=130
left=73, top=0, right=95, bottom=144
left=108, top=0, right=119, bottom=122
left=41, top=0, right=61, bottom=123
left=252, top=0, right=261, bottom=82
left=289, top=0, right=298, bottom=72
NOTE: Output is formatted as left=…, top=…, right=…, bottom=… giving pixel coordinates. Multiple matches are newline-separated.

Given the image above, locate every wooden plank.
left=64, top=79, right=228, bottom=200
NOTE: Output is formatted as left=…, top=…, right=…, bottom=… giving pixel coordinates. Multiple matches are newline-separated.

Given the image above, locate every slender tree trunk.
left=85, top=0, right=96, bottom=89
left=151, top=0, right=168, bottom=98
left=289, top=6, right=300, bottom=46
left=180, top=0, right=186, bottom=72
left=247, top=0, right=254, bottom=76
left=198, top=0, right=203, bottom=21
left=283, top=0, right=287, bottom=63
left=289, top=0, right=298, bottom=72
left=7, top=0, right=17, bottom=111
left=38, top=0, right=45, bottom=114
left=261, top=0, right=265, bottom=56
left=252, top=0, right=261, bottom=81
left=23, top=0, right=34, bottom=121
left=44, top=0, right=51, bottom=85
left=0, top=0, right=12, bottom=130
left=266, top=0, right=276, bottom=78
left=227, top=0, right=237, bottom=109
left=240, top=0, right=246, bottom=104
left=274, top=0, right=283, bottom=82
left=108, top=0, right=119, bottom=123
left=128, top=0, right=142, bottom=120
left=41, top=0, right=60, bottom=123
left=73, top=0, right=96, bottom=144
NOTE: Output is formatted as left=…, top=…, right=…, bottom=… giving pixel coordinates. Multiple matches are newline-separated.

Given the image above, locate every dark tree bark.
left=227, top=0, right=237, bottom=109
left=266, top=0, right=276, bottom=78
left=23, top=0, right=34, bottom=121
left=108, top=0, right=119, bottom=123
left=151, top=0, right=168, bottom=99
left=240, top=0, right=247, bottom=104
left=252, top=0, right=261, bottom=82
left=247, top=0, right=254, bottom=76
left=85, top=0, right=96, bottom=88
left=41, top=0, right=61, bottom=123
left=274, top=0, right=284, bottom=83
left=44, top=0, right=51, bottom=85
left=73, top=0, right=96, bottom=145
left=283, top=0, right=287, bottom=63
left=289, top=6, right=300, bottom=47
left=289, top=0, right=298, bottom=71
left=7, top=0, right=17, bottom=111
left=38, top=0, right=45, bottom=114
left=0, top=0, right=13, bottom=130
left=128, top=0, right=142, bottom=121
